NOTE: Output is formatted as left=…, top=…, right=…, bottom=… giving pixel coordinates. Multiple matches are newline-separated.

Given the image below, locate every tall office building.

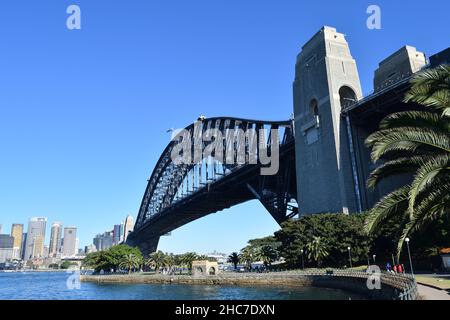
left=10, top=224, right=24, bottom=260
left=0, top=235, right=14, bottom=263
left=113, top=224, right=122, bottom=245
left=24, top=217, right=47, bottom=261
left=43, top=245, right=49, bottom=258
left=21, top=233, right=27, bottom=260
left=0, top=224, right=2, bottom=234
left=62, top=227, right=77, bottom=257
left=49, top=222, right=63, bottom=257
left=120, top=222, right=125, bottom=242
left=123, top=215, right=134, bottom=242
left=93, top=231, right=114, bottom=251
left=32, top=235, right=44, bottom=258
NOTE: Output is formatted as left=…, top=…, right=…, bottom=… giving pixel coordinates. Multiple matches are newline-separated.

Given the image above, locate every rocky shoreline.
left=80, top=270, right=419, bottom=300
left=80, top=272, right=313, bottom=287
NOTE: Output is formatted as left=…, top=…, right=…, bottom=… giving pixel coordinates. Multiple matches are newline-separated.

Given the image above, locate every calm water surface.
left=0, top=272, right=365, bottom=300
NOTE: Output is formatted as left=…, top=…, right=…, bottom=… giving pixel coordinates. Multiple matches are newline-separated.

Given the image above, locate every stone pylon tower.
left=293, top=26, right=363, bottom=215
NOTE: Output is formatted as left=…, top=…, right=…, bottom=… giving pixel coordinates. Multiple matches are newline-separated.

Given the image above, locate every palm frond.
left=379, top=111, right=449, bottom=132
left=367, top=156, right=430, bottom=189
left=407, top=154, right=450, bottom=215
left=404, top=64, right=450, bottom=115
left=366, top=127, right=450, bottom=161
left=396, top=183, right=450, bottom=258
left=364, top=186, right=410, bottom=235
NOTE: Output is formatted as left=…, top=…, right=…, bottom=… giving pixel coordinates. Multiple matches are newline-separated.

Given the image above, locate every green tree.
left=239, top=246, right=255, bottom=270
left=365, top=64, right=450, bottom=257
left=119, top=253, right=141, bottom=274
left=180, top=252, right=198, bottom=273
left=60, top=261, right=77, bottom=269
left=306, top=236, right=329, bottom=267
left=227, top=252, right=240, bottom=270
left=255, top=245, right=278, bottom=268
left=146, top=251, right=166, bottom=273
left=83, top=245, right=143, bottom=273
left=274, top=214, right=370, bottom=268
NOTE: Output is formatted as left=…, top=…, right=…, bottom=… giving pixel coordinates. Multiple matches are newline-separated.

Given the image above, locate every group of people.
left=386, top=262, right=405, bottom=274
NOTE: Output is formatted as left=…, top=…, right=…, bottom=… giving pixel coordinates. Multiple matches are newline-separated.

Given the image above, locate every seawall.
left=80, top=270, right=418, bottom=300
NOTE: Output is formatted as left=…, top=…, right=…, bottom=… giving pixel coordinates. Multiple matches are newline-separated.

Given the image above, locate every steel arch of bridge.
left=127, top=117, right=297, bottom=255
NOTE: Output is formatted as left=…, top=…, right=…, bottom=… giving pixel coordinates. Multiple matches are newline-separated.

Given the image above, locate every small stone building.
left=192, top=260, right=219, bottom=276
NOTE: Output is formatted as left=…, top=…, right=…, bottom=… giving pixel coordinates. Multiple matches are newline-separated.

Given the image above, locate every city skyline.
left=0, top=213, right=136, bottom=258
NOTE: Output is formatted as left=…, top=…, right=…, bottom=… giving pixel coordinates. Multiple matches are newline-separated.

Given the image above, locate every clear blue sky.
left=0, top=1, right=448, bottom=254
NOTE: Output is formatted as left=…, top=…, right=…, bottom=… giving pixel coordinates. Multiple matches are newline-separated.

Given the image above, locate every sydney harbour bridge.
left=126, top=117, right=298, bottom=254
left=126, top=26, right=449, bottom=255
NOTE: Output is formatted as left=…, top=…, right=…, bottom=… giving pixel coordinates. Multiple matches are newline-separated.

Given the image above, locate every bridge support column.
left=126, top=234, right=160, bottom=256
left=293, top=26, right=363, bottom=215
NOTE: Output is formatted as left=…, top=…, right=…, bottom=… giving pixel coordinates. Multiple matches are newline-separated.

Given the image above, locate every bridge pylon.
left=293, top=26, right=363, bottom=215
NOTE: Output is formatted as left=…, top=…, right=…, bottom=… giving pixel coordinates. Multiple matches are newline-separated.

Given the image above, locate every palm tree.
left=146, top=251, right=166, bottom=273
left=365, top=64, right=450, bottom=257
left=255, top=245, right=278, bottom=268
left=239, top=247, right=255, bottom=270
left=119, top=254, right=141, bottom=274
left=306, top=236, right=329, bottom=267
left=180, top=252, right=198, bottom=273
left=227, top=252, right=240, bottom=270
left=164, top=253, right=176, bottom=273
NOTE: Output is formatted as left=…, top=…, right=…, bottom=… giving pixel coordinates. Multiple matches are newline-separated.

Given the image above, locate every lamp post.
left=372, top=254, right=376, bottom=264
left=300, top=249, right=304, bottom=270
left=405, top=238, right=414, bottom=276
left=347, top=246, right=352, bottom=268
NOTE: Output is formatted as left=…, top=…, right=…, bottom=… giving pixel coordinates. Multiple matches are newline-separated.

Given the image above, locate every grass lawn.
left=416, top=276, right=450, bottom=290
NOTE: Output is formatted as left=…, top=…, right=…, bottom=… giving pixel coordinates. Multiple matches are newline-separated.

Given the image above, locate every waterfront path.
left=417, top=284, right=450, bottom=300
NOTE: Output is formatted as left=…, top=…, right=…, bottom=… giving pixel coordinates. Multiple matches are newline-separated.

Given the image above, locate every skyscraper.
left=123, top=215, right=134, bottom=242
left=10, top=224, right=24, bottom=260
left=119, top=222, right=124, bottom=242
left=113, top=224, right=122, bottom=245
left=21, top=233, right=27, bottom=260
left=93, top=231, right=114, bottom=251
left=62, top=227, right=77, bottom=257
left=24, top=217, right=47, bottom=261
left=32, top=235, right=44, bottom=258
left=49, top=222, right=63, bottom=257
left=0, top=234, right=14, bottom=263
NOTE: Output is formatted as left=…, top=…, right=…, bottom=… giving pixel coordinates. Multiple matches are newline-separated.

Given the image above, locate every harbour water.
left=0, top=272, right=365, bottom=300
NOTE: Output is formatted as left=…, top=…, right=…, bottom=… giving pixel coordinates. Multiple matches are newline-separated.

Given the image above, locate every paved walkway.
left=417, top=284, right=450, bottom=300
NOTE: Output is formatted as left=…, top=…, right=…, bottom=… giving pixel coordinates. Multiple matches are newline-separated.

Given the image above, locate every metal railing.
left=280, top=269, right=418, bottom=300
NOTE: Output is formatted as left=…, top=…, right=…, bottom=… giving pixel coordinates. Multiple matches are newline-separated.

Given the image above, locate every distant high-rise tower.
left=93, top=231, right=113, bottom=251
left=293, top=26, right=363, bottom=215
left=123, top=215, right=134, bottom=242
left=21, top=233, right=27, bottom=260
left=49, top=222, right=63, bottom=257
left=113, top=224, right=122, bottom=245
left=0, top=234, right=14, bottom=263
left=62, top=227, right=77, bottom=257
left=32, top=235, right=44, bottom=258
left=10, top=224, right=24, bottom=260
left=119, top=222, right=125, bottom=243
left=24, top=218, right=47, bottom=260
